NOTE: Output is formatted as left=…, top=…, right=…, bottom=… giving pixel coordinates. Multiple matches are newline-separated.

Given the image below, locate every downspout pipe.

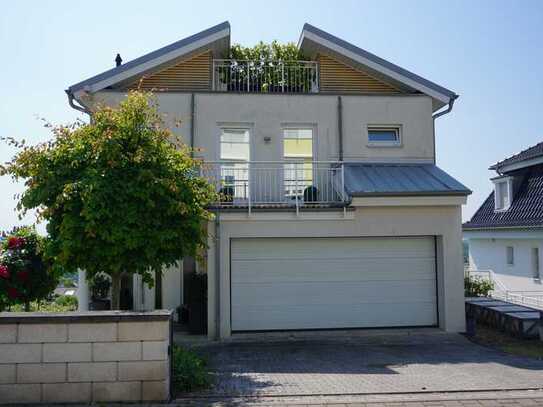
left=190, top=93, right=195, bottom=157
left=65, top=89, right=92, bottom=117
left=214, top=208, right=221, bottom=340
left=337, top=96, right=343, bottom=161
left=431, top=95, right=458, bottom=164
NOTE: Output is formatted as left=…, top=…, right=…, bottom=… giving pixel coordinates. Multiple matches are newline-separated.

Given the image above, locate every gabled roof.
left=463, top=165, right=543, bottom=230
left=298, top=23, right=458, bottom=111
left=67, top=21, right=230, bottom=97
left=489, top=141, right=543, bottom=173
left=344, top=163, right=471, bottom=197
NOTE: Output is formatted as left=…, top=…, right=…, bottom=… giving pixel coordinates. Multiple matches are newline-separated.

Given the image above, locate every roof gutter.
left=65, top=89, right=92, bottom=117
left=432, top=95, right=458, bottom=120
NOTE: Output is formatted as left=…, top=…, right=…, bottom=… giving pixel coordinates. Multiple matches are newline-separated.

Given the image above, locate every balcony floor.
left=209, top=202, right=350, bottom=211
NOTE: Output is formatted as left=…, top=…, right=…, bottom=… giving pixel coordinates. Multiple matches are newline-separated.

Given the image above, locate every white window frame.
left=366, top=125, right=402, bottom=147
left=281, top=126, right=315, bottom=201
left=219, top=126, right=252, bottom=162
left=492, top=176, right=512, bottom=211
left=506, top=246, right=514, bottom=266
left=218, top=126, right=252, bottom=202
left=532, top=247, right=540, bottom=281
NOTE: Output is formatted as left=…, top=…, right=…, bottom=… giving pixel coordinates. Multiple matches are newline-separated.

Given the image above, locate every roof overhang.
left=490, top=155, right=543, bottom=174
left=463, top=226, right=543, bottom=240
left=298, top=23, right=458, bottom=111
left=67, top=21, right=230, bottom=99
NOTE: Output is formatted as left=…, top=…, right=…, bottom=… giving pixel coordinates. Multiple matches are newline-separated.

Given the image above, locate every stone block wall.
left=0, top=310, right=172, bottom=404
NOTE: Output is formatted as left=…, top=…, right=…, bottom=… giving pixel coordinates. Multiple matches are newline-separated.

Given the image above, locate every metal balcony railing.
left=200, top=161, right=347, bottom=211
left=212, top=59, right=319, bottom=93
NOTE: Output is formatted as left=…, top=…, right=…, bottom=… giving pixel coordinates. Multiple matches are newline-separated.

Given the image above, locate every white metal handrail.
left=212, top=59, right=319, bottom=93
left=199, top=161, right=346, bottom=208
left=466, top=268, right=543, bottom=309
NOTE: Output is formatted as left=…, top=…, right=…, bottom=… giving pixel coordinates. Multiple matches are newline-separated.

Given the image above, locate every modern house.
left=68, top=22, right=470, bottom=339
left=464, top=142, right=543, bottom=294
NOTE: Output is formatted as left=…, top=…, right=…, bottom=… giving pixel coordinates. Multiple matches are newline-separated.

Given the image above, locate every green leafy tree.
left=1, top=91, right=217, bottom=309
left=0, top=227, right=59, bottom=311
left=229, top=40, right=308, bottom=61
left=225, top=41, right=314, bottom=93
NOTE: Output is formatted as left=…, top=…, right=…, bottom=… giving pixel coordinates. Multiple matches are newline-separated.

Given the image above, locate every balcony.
left=212, top=59, right=319, bottom=93
left=201, top=161, right=347, bottom=210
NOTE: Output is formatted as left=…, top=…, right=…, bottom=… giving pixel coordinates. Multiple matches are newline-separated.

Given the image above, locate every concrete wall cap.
left=0, top=310, right=173, bottom=324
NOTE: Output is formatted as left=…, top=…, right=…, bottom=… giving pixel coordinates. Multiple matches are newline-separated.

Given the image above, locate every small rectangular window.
left=532, top=247, right=540, bottom=280
left=506, top=246, right=514, bottom=266
left=367, top=126, right=401, bottom=146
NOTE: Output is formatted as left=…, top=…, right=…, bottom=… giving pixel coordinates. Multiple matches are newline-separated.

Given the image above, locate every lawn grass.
left=471, top=324, right=543, bottom=360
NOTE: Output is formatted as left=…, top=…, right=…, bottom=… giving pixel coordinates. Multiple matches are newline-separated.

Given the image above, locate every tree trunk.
left=110, top=273, right=121, bottom=310
left=155, top=270, right=163, bottom=309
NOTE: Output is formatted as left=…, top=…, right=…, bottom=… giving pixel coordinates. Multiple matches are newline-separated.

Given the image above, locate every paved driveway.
left=188, top=331, right=543, bottom=397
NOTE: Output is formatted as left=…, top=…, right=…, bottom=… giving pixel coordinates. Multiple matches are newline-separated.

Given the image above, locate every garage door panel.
left=232, top=301, right=437, bottom=331
left=231, top=258, right=435, bottom=284
left=231, top=237, right=435, bottom=260
left=233, top=280, right=436, bottom=306
left=231, top=237, right=437, bottom=331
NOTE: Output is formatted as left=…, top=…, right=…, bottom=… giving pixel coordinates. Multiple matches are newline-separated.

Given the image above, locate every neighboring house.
left=68, top=22, right=470, bottom=339
left=464, top=143, right=543, bottom=293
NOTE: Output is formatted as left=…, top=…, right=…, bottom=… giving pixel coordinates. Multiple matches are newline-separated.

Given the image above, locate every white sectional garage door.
left=231, top=237, right=437, bottom=331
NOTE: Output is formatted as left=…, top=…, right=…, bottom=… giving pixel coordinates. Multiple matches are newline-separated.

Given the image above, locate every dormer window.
left=493, top=177, right=512, bottom=211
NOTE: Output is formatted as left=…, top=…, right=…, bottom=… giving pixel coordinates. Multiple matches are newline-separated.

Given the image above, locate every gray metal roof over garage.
left=343, top=163, right=471, bottom=197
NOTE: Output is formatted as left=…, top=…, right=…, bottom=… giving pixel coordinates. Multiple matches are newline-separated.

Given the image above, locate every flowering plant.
left=0, top=227, right=58, bottom=311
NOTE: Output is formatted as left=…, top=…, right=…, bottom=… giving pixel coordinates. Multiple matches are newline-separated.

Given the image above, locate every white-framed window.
left=506, top=246, right=514, bottom=266
left=493, top=177, right=512, bottom=211
left=367, top=125, right=401, bottom=147
left=283, top=128, right=313, bottom=199
left=220, top=128, right=250, bottom=161
left=532, top=247, right=540, bottom=280
left=219, top=128, right=250, bottom=200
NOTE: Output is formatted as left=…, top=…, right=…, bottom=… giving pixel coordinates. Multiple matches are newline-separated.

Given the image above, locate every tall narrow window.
left=506, top=246, right=514, bottom=266
left=532, top=248, right=540, bottom=280
left=283, top=128, right=313, bottom=200
left=220, top=128, right=250, bottom=200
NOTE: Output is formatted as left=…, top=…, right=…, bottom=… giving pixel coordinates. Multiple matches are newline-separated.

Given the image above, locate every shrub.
left=0, top=227, right=59, bottom=311
left=465, top=275, right=494, bottom=297
left=54, top=294, right=78, bottom=309
left=89, top=273, right=111, bottom=300
left=9, top=297, right=78, bottom=312
left=172, top=345, right=212, bottom=392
